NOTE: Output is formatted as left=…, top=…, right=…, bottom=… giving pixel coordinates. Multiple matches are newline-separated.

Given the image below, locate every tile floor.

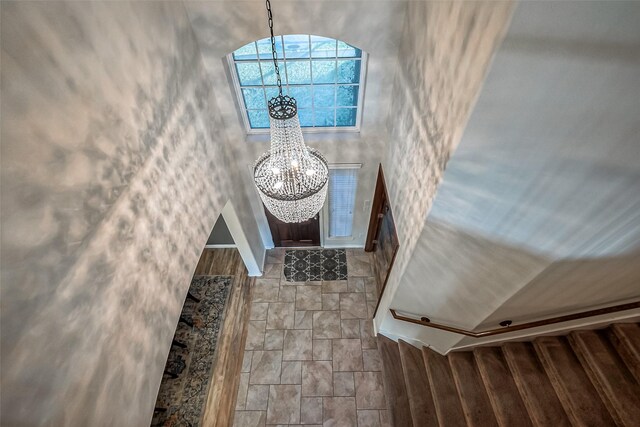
left=234, top=249, right=389, bottom=427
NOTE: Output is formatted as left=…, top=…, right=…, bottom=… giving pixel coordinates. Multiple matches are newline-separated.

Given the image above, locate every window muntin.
left=230, top=35, right=365, bottom=131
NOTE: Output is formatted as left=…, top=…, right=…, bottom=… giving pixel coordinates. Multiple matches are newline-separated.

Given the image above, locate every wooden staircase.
left=378, top=323, right=640, bottom=427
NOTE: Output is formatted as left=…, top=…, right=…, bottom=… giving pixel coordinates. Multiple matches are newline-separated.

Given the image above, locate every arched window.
left=228, top=35, right=366, bottom=132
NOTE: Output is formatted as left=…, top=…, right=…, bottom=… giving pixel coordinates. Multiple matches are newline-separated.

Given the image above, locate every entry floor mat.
left=151, top=275, right=232, bottom=427
left=284, top=249, right=348, bottom=282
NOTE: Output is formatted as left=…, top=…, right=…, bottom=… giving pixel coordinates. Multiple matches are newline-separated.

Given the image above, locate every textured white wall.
left=184, top=0, right=407, bottom=248
left=374, top=0, right=515, bottom=352
left=0, top=2, right=264, bottom=425
left=380, top=1, right=640, bottom=354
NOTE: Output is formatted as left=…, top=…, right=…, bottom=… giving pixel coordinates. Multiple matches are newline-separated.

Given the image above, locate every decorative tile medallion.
left=283, top=249, right=348, bottom=282
left=152, top=275, right=232, bottom=426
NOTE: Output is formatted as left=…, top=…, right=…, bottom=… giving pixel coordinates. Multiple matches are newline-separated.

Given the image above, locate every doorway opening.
left=365, top=164, right=400, bottom=317
left=264, top=205, right=321, bottom=247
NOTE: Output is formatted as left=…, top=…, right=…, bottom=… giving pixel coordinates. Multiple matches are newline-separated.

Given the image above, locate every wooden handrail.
left=390, top=301, right=640, bottom=338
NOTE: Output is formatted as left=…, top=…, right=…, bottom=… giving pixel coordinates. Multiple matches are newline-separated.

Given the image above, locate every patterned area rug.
left=284, top=249, right=348, bottom=282
left=152, top=275, right=232, bottom=427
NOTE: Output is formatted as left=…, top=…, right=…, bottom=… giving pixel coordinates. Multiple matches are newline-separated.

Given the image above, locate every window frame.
left=322, top=163, right=362, bottom=244
left=227, top=35, right=368, bottom=134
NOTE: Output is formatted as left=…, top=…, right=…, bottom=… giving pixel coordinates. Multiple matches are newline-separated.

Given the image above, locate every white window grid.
left=227, top=35, right=367, bottom=134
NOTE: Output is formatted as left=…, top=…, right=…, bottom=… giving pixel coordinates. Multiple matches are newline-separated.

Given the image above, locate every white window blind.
left=328, top=168, right=359, bottom=238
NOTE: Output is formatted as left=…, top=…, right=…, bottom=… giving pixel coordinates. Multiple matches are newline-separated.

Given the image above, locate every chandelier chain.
left=265, top=0, right=283, bottom=95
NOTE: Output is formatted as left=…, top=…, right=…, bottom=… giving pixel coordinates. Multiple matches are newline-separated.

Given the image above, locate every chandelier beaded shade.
left=253, top=0, right=329, bottom=223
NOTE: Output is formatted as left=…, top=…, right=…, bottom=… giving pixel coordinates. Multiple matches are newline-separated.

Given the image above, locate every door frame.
left=365, top=164, right=400, bottom=318
left=365, top=164, right=391, bottom=251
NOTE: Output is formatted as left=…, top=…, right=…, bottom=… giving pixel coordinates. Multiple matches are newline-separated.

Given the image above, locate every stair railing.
left=389, top=301, right=640, bottom=338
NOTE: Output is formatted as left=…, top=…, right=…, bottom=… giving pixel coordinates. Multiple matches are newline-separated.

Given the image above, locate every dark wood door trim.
left=365, top=164, right=391, bottom=252
left=366, top=164, right=400, bottom=318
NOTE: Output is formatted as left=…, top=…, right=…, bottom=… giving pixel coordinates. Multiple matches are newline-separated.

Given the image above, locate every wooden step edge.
left=422, top=347, right=466, bottom=427
left=569, top=330, right=640, bottom=427
left=533, top=336, right=616, bottom=427
left=609, top=323, right=640, bottom=383
left=398, top=340, right=438, bottom=427
left=502, top=342, right=571, bottom=427
left=448, top=351, right=499, bottom=427
left=378, top=335, right=414, bottom=427
left=473, top=347, right=533, bottom=427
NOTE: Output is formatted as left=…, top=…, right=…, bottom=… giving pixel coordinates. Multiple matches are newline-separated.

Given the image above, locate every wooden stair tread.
left=502, top=342, right=571, bottom=427
left=423, top=347, right=466, bottom=427
left=378, top=335, right=413, bottom=427
left=473, top=347, right=533, bottom=427
left=569, top=329, right=640, bottom=427
left=608, top=323, right=640, bottom=383
left=448, top=352, right=499, bottom=427
left=398, top=340, right=438, bottom=427
left=534, top=336, right=616, bottom=426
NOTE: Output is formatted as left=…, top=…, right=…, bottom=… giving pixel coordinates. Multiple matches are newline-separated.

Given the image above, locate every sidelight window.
left=328, top=167, right=359, bottom=238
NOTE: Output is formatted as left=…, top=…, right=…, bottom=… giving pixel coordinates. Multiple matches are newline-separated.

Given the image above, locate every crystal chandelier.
left=253, top=0, right=329, bottom=223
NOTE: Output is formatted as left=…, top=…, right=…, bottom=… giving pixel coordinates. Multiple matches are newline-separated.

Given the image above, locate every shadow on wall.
left=388, top=220, right=640, bottom=353
left=479, top=249, right=640, bottom=326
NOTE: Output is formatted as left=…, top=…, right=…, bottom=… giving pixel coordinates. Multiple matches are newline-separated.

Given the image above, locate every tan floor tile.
left=365, top=278, right=378, bottom=302
left=322, top=280, right=349, bottom=293
left=357, top=410, right=381, bottom=427
left=233, top=410, right=266, bottom=427
left=283, top=329, right=313, bottom=360
left=235, top=372, right=250, bottom=410
left=298, top=280, right=322, bottom=286
left=333, top=372, right=355, bottom=396
left=347, top=277, right=365, bottom=293
left=341, top=319, right=360, bottom=338
left=264, top=330, right=284, bottom=350
left=253, top=279, right=280, bottom=303
left=241, top=350, right=253, bottom=373
left=354, top=372, right=386, bottom=409
left=360, top=320, right=377, bottom=349
left=246, top=320, right=266, bottom=350
left=313, top=311, right=341, bottom=339
left=249, top=351, right=282, bottom=384
left=266, top=385, right=301, bottom=424
left=277, top=285, right=296, bottom=302
left=263, top=263, right=282, bottom=279
left=379, top=410, right=391, bottom=427
left=301, top=361, right=333, bottom=396
left=294, top=310, right=313, bottom=329
left=246, top=384, right=270, bottom=410
left=250, top=302, right=269, bottom=321
left=323, top=397, right=357, bottom=427
left=322, top=293, right=340, bottom=310
left=367, top=300, right=377, bottom=318
left=333, top=339, right=363, bottom=371
left=340, top=293, right=368, bottom=319
left=266, top=302, right=294, bottom=330
left=266, top=248, right=285, bottom=263
left=313, top=339, right=332, bottom=361
left=362, top=349, right=382, bottom=371
left=280, top=360, right=302, bottom=384
left=301, top=397, right=323, bottom=424
left=296, top=285, right=323, bottom=310
left=347, top=255, right=372, bottom=277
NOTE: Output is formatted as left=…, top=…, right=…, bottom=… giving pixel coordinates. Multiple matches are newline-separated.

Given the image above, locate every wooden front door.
left=264, top=206, right=321, bottom=247
left=365, top=165, right=399, bottom=315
